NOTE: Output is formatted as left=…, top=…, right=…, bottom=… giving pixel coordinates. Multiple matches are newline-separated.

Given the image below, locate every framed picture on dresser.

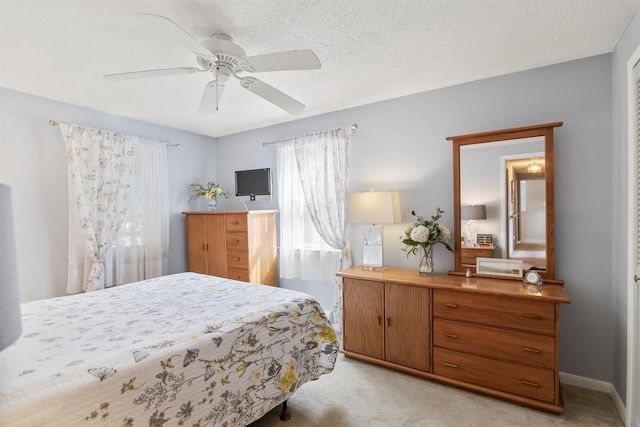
left=476, top=257, right=523, bottom=278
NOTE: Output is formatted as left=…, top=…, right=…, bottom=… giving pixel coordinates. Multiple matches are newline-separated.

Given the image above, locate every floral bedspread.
left=0, top=273, right=339, bottom=426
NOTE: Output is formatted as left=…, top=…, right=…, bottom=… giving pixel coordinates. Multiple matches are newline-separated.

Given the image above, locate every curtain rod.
left=48, top=120, right=181, bottom=148
left=262, top=123, right=357, bottom=147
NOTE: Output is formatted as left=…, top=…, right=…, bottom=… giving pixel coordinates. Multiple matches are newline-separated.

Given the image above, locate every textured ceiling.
left=1, top=0, right=638, bottom=137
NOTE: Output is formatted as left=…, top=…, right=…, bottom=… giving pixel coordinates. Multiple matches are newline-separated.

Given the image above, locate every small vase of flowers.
left=400, top=207, right=453, bottom=275
left=188, top=181, right=230, bottom=211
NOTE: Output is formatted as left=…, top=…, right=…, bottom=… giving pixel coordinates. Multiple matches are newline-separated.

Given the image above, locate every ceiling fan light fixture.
left=106, top=14, right=320, bottom=115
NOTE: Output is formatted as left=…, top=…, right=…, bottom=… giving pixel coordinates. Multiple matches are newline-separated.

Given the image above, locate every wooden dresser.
left=337, top=267, right=570, bottom=414
left=183, top=211, right=278, bottom=286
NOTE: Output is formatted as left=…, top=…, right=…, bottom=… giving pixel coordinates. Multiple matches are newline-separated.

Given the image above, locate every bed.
left=0, top=272, right=339, bottom=426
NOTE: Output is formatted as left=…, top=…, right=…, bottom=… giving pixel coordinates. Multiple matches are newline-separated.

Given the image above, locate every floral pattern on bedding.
left=0, top=273, right=339, bottom=426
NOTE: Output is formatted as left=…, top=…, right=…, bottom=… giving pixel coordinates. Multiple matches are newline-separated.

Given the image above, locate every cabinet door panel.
left=385, top=283, right=430, bottom=372
left=343, top=279, right=384, bottom=359
left=204, top=215, right=227, bottom=277
left=186, top=215, right=208, bottom=274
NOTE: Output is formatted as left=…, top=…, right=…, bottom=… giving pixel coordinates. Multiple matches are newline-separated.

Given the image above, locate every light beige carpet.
left=250, top=354, right=623, bottom=427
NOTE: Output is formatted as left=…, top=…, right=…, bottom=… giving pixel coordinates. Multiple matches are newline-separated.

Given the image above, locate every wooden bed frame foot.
left=279, top=400, right=290, bottom=421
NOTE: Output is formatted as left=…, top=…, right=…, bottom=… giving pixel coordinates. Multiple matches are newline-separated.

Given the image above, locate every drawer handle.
left=443, top=303, right=459, bottom=308
left=377, top=316, right=381, bottom=326
left=522, top=347, right=541, bottom=353
left=520, top=380, right=540, bottom=387
left=233, top=257, right=240, bottom=261
left=443, top=362, right=459, bottom=368
left=521, top=313, right=541, bottom=319
left=444, top=333, right=459, bottom=339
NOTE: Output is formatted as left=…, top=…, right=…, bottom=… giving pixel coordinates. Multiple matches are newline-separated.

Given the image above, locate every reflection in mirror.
left=460, top=138, right=544, bottom=267
left=506, top=155, right=546, bottom=270
left=449, top=122, right=563, bottom=281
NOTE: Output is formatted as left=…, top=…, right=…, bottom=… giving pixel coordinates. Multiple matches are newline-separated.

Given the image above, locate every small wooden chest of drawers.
left=460, top=245, right=495, bottom=266
left=183, top=211, right=278, bottom=286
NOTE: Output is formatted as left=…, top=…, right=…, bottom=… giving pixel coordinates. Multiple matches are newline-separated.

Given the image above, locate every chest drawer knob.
left=521, top=313, right=541, bottom=319
left=443, top=362, right=459, bottom=368
left=522, top=347, right=541, bottom=353
left=444, top=333, right=459, bottom=339
left=443, top=303, right=459, bottom=308
left=520, top=380, right=540, bottom=388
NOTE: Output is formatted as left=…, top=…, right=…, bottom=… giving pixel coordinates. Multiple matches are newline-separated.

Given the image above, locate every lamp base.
left=361, top=265, right=387, bottom=271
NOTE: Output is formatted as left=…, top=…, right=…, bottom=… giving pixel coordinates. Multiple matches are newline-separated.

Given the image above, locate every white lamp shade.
left=0, top=184, right=22, bottom=351
left=346, top=191, right=401, bottom=224
left=461, top=205, right=487, bottom=220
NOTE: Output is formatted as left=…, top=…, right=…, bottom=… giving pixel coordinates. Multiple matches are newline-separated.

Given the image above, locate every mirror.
left=447, top=122, right=563, bottom=282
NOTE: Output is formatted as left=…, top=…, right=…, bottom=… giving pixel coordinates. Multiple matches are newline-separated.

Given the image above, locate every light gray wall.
left=217, top=54, right=615, bottom=384
left=611, top=7, right=640, bottom=404
left=0, top=87, right=217, bottom=302
left=0, top=44, right=625, bottom=391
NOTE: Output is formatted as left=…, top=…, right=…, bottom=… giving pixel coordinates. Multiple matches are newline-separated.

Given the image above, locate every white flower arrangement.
left=188, top=181, right=230, bottom=202
left=400, top=207, right=454, bottom=256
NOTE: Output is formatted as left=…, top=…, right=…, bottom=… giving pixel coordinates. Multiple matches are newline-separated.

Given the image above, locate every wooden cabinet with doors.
left=342, top=277, right=430, bottom=372
left=338, top=267, right=570, bottom=414
left=183, top=210, right=278, bottom=286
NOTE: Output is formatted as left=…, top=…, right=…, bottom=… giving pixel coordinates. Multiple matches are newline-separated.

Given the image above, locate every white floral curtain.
left=275, top=126, right=352, bottom=332
left=61, top=124, right=137, bottom=292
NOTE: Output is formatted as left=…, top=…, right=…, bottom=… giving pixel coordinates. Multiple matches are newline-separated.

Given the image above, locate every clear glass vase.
left=207, top=197, right=217, bottom=211
left=419, top=245, right=434, bottom=275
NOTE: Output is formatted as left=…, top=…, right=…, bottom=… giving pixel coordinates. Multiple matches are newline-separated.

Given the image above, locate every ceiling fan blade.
left=198, top=81, right=225, bottom=114
left=104, top=67, right=201, bottom=81
left=138, top=13, right=211, bottom=57
left=239, top=77, right=305, bottom=114
left=245, top=49, right=321, bottom=72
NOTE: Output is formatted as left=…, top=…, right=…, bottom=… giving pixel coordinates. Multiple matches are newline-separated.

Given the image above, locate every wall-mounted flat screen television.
left=235, top=168, right=272, bottom=201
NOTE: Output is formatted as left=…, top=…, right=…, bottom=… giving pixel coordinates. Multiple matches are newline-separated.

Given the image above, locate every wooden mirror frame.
left=447, top=122, right=563, bottom=282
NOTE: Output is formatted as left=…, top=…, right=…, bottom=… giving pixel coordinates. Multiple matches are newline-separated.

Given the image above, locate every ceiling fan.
left=104, top=13, right=321, bottom=114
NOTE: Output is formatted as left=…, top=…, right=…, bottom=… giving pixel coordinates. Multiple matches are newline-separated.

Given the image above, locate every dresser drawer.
left=432, top=289, right=555, bottom=334
left=433, top=348, right=555, bottom=403
left=433, top=318, right=555, bottom=369
left=225, top=214, right=247, bottom=232
left=226, top=231, right=248, bottom=250
left=227, top=267, right=250, bottom=282
left=227, top=248, right=248, bottom=269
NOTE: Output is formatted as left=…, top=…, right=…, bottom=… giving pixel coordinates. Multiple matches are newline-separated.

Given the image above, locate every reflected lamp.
left=461, top=204, right=486, bottom=247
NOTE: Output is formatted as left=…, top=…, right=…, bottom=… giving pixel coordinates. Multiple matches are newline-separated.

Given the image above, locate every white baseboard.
left=560, top=371, right=626, bottom=423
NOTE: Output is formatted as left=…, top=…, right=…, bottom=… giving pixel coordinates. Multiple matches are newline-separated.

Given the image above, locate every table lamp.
left=346, top=190, right=401, bottom=269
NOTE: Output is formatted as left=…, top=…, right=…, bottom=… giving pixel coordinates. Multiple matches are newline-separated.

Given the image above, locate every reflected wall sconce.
left=346, top=190, right=401, bottom=269
left=461, top=204, right=486, bottom=247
